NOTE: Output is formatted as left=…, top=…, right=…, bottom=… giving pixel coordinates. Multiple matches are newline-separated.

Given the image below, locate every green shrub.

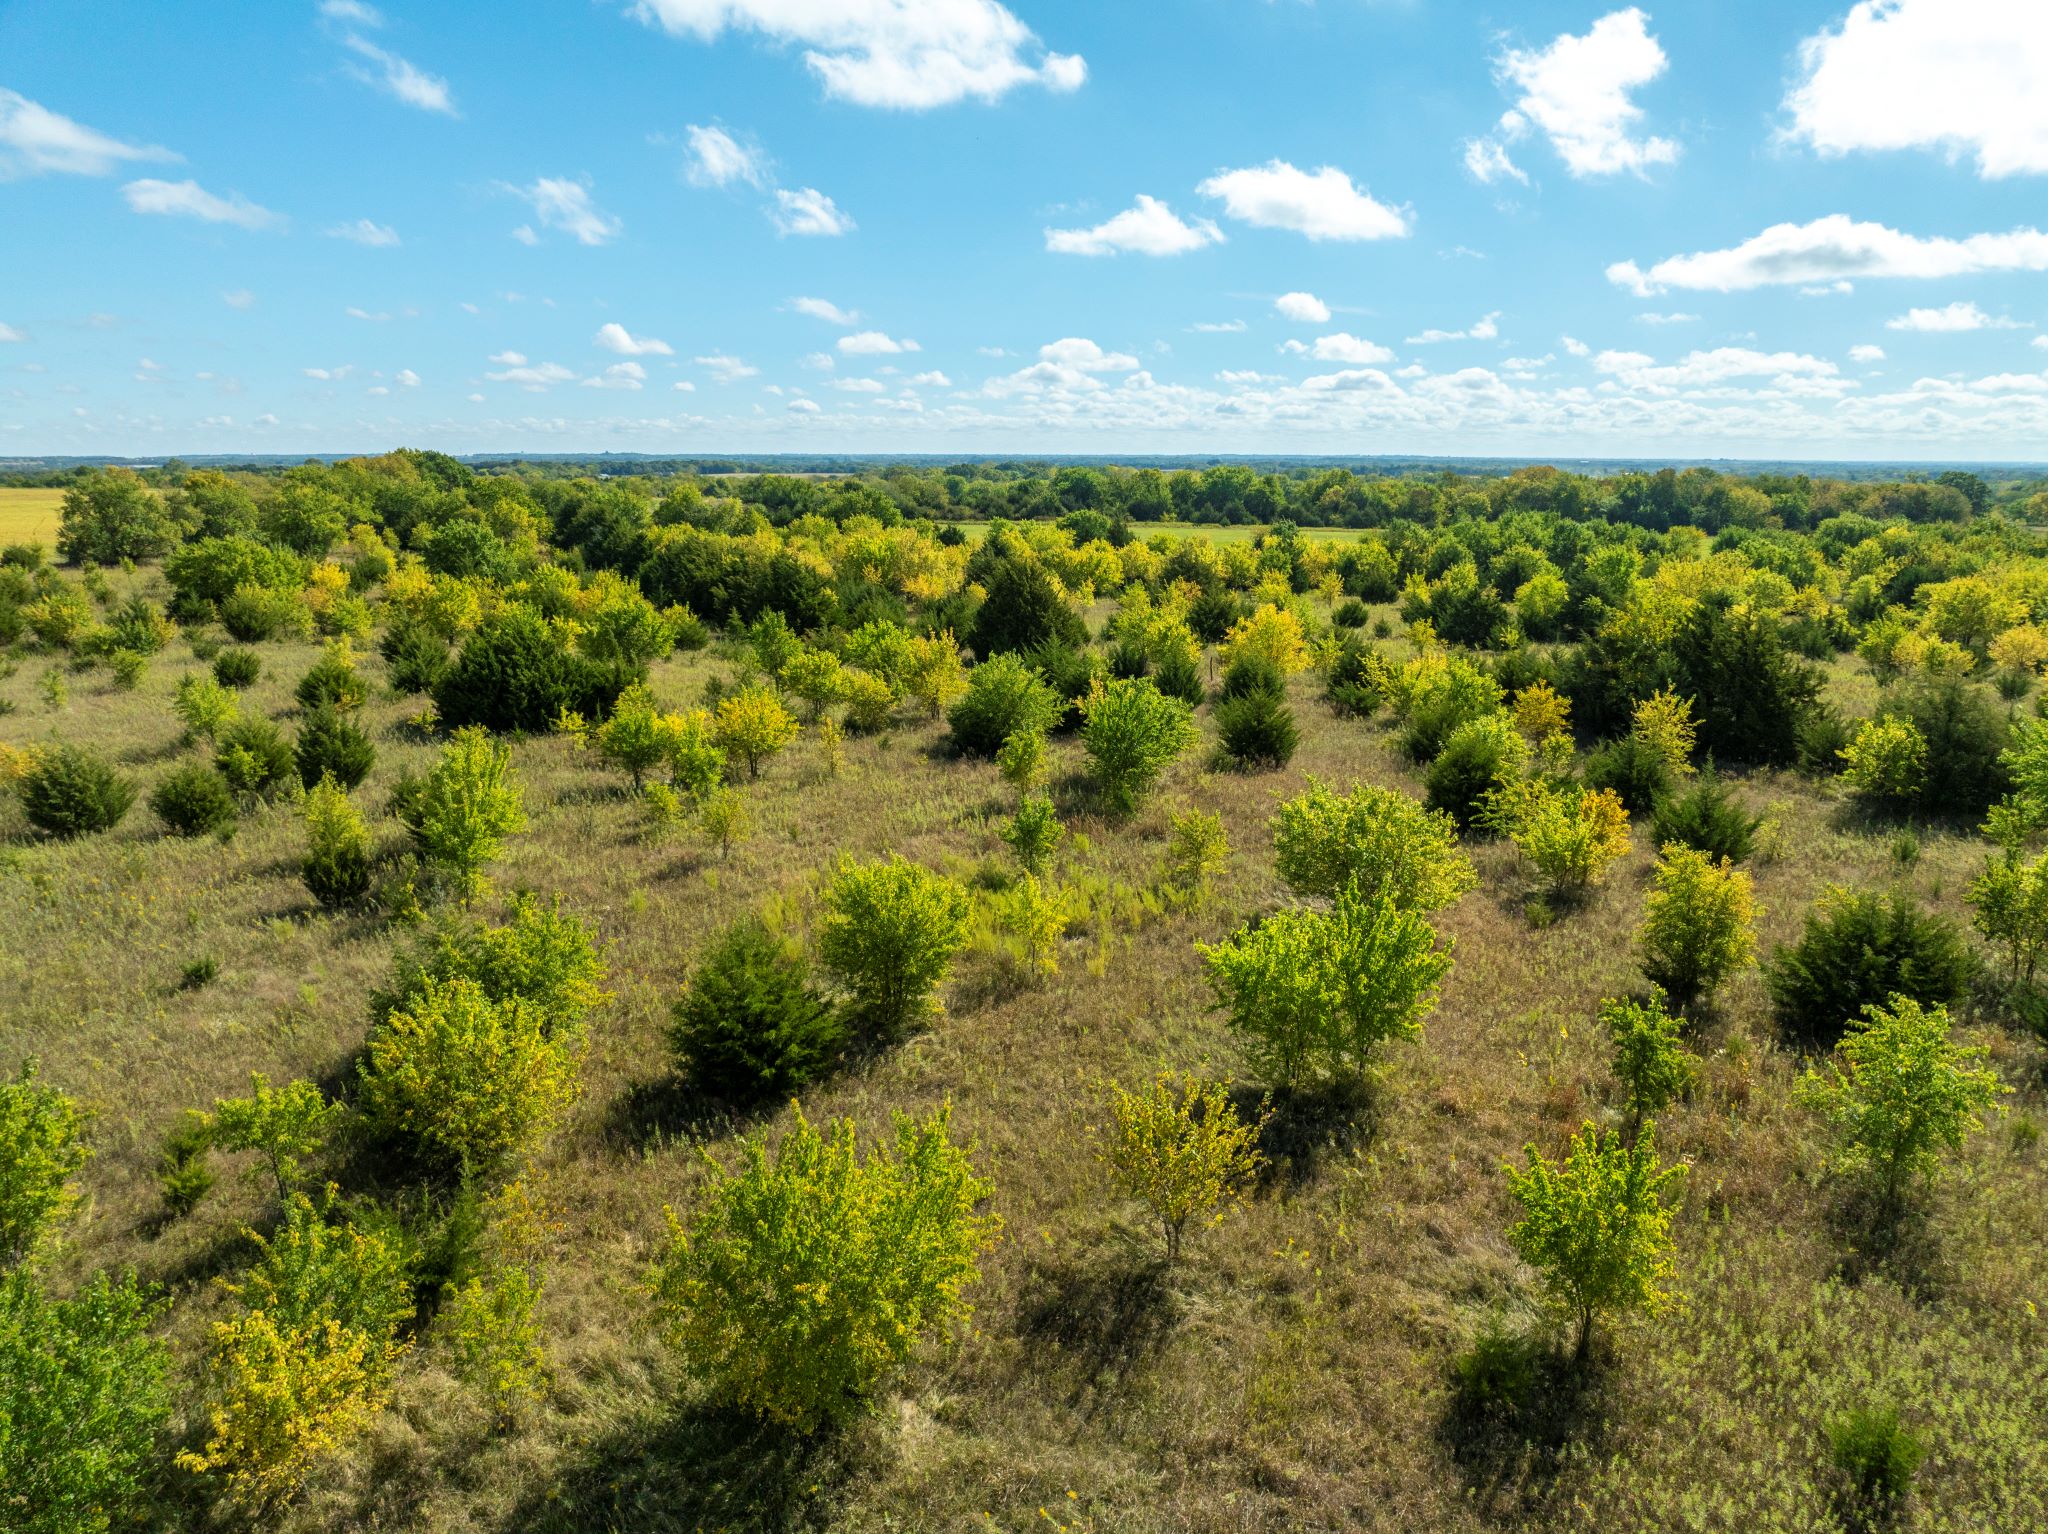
left=1602, top=992, right=1692, bottom=1129
left=56, top=466, right=188, bottom=564
left=1214, top=689, right=1299, bottom=770
left=293, top=644, right=367, bottom=712
left=1334, top=598, right=1369, bottom=629
left=380, top=624, right=450, bottom=695
left=0, top=1268, right=172, bottom=1534
left=1000, top=794, right=1064, bottom=876
left=711, top=686, right=799, bottom=779
left=18, top=744, right=135, bottom=838
left=1969, top=846, right=2048, bottom=985
left=209, top=1075, right=344, bottom=1202
left=1424, top=714, right=1530, bottom=829
left=1099, top=1072, right=1266, bottom=1264
left=817, top=856, right=973, bottom=1039
left=434, top=606, right=618, bottom=732
left=1323, top=633, right=1381, bottom=718
left=397, top=727, right=526, bottom=901
left=1650, top=774, right=1760, bottom=863
left=212, top=647, right=262, bottom=688
left=1272, top=778, right=1475, bottom=912
left=1584, top=735, right=1674, bottom=814
left=1028, top=640, right=1106, bottom=733
left=1766, top=887, right=1974, bottom=1047
left=386, top=894, right=609, bottom=1037
left=219, top=583, right=311, bottom=643
left=149, top=763, right=239, bottom=839
left=1878, top=674, right=2012, bottom=817
left=1152, top=648, right=1206, bottom=706
left=165, top=535, right=308, bottom=610
left=968, top=555, right=1086, bottom=658
left=1081, top=677, right=1199, bottom=814
left=668, top=918, right=845, bottom=1101
left=302, top=778, right=373, bottom=910
left=215, top=717, right=297, bottom=799
left=1162, top=806, right=1229, bottom=910
left=1217, top=651, right=1284, bottom=703
left=158, top=1110, right=216, bottom=1215
left=947, top=652, right=1061, bottom=758
left=0, top=1060, right=90, bottom=1267
left=174, top=672, right=241, bottom=742
left=1504, top=1120, right=1684, bottom=1362
left=1827, top=1405, right=1924, bottom=1507
left=360, top=976, right=581, bottom=1173
left=651, top=1103, right=996, bottom=1430
left=1199, top=886, right=1451, bottom=1087
left=1796, top=996, right=2006, bottom=1211
left=1398, top=659, right=1503, bottom=763
left=295, top=704, right=374, bottom=792
left=1637, top=844, right=1757, bottom=1011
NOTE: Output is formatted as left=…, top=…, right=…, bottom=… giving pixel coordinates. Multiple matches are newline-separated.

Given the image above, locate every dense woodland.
left=3, top=449, right=2048, bottom=1533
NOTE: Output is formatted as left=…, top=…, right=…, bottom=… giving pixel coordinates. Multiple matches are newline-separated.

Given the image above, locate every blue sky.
left=5, top=0, right=2048, bottom=460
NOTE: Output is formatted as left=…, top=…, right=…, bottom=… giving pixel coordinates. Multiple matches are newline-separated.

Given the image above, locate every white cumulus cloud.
left=1045, top=195, right=1223, bottom=257
left=771, top=186, right=853, bottom=236
left=1885, top=300, right=2027, bottom=332
left=1850, top=344, right=1886, bottom=362
left=682, top=123, right=768, bottom=187
left=1408, top=312, right=1501, bottom=344
left=627, top=0, right=1085, bottom=110
left=1274, top=291, right=1331, bottom=324
left=0, top=89, right=178, bottom=179
left=840, top=330, right=919, bottom=355
left=1609, top=215, right=2048, bottom=294
left=121, top=179, right=284, bottom=230
left=1198, top=160, right=1409, bottom=241
left=1283, top=333, right=1396, bottom=364
left=326, top=218, right=399, bottom=246
left=790, top=296, right=860, bottom=325
left=1472, top=8, right=1678, bottom=181
left=1785, top=0, right=2048, bottom=179
left=696, top=352, right=760, bottom=382
left=595, top=322, right=675, bottom=355
left=505, top=177, right=621, bottom=245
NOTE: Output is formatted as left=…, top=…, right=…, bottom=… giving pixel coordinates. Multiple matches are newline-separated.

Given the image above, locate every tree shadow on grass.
left=1438, top=1322, right=1606, bottom=1523
left=1012, top=1248, right=1179, bottom=1413
left=1828, top=1186, right=1950, bottom=1300
left=1236, top=1077, right=1383, bottom=1194
left=501, top=1405, right=867, bottom=1534
left=598, top=1073, right=775, bottom=1156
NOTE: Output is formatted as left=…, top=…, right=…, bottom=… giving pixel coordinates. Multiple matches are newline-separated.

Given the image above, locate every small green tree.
left=1080, top=677, right=1198, bottom=815
left=817, top=857, right=973, bottom=1039
left=1099, top=1072, right=1267, bottom=1263
left=1637, top=843, right=1757, bottom=1010
left=712, top=686, right=799, bottom=780
left=18, top=745, right=136, bottom=839
left=174, top=672, right=241, bottom=743
left=1504, top=1120, right=1685, bottom=1362
left=0, top=1061, right=90, bottom=1268
left=0, top=1268, right=173, bottom=1534
left=1967, top=846, right=2048, bottom=985
left=1000, top=794, right=1064, bottom=876
left=651, top=1103, right=996, bottom=1431
left=594, top=684, right=682, bottom=789
left=698, top=788, right=753, bottom=861
left=209, top=1076, right=344, bottom=1203
left=302, top=777, right=373, bottom=909
left=1199, top=886, right=1451, bottom=1087
left=1601, top=993, right=1692, bottom=1139
left=668, top=918, right=845, bottom=1101
left=399, top=727, right=527, bottom=902
left=780, top=648, right=846, bottom=722
left=359, top=976, right=581, bottom=1174
left=389, top=893, right=610, bottom=1036
left=996, top=726, right=1046, bottom=793
left=1271, top=778, right=1475, bottom=911
left=1795, top=996, right=2006, bottom=1215
left=1161, top=806, right=1229, bottom=911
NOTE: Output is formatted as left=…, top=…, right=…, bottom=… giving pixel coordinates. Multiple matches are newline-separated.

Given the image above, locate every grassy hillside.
left=5, top=585, right=2044, bottom=1534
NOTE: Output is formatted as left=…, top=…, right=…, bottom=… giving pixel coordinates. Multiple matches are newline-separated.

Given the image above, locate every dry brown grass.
left=3, top=576, right=2046, bottom=1533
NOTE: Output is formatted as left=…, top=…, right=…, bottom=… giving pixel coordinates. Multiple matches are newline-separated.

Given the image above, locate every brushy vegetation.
left=5, top=453, right=2048, bottom=1533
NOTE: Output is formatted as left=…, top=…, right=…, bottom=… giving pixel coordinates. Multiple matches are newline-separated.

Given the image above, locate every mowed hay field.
left=5, top=570, right=2048, bottom=1533
left=0, top=486, right=66, bottom=544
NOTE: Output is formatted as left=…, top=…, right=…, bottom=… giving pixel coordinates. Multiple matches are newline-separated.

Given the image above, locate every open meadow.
left=0, top=487, right=67, bottom=545
left=3, top=459, right=2048, bottom=1534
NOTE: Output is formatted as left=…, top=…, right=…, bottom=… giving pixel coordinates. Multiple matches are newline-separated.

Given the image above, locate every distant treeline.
left=8, top=451, right=2046, bottom=533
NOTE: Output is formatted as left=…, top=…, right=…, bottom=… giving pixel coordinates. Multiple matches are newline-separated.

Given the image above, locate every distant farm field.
left=0, top=486, right=65, bottom=544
